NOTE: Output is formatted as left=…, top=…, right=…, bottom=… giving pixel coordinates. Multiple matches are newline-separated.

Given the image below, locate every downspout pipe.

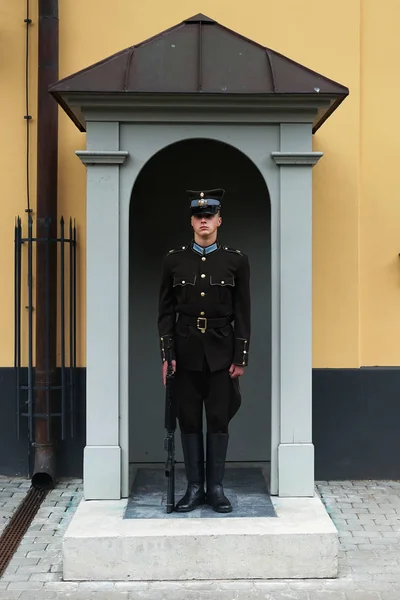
left=31, top=0, right=59, bottom=490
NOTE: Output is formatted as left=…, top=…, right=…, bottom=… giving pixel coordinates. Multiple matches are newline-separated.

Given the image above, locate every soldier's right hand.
left=162, top=360, right=176, bottom=387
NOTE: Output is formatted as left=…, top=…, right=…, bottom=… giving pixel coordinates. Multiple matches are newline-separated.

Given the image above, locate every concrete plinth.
left=62, top=494, right=338, bottom=581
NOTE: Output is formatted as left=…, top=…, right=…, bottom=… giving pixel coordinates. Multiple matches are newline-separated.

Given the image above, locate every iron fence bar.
left=69, top=219, right=74, bottom=437
left=60, top=218, right=66, bottom=440
left=72, top=220, right=77, bottom=437
left=45, top=218, right=50, bottom=442
left=27, top=214, right=33, bottom=442
left=14, top=219, right=17, bottom=433
left=14, top=214, right=77, bottom=438
left=14, top=218, right=22, bottom=439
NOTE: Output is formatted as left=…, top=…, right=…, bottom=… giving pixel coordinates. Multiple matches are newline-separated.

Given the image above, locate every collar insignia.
left=192, top=242, right=219, bottom=256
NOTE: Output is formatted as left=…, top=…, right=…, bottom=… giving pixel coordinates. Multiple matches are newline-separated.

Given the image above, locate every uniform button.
left=242, top=361, right=246, bottom=365
left=201, top=292, right=205, bottom=297
left=182, top=280, right=185, bottom=284
left=202, top=257, right=206, bottom=262
left=182, top=246, right=186, bottom=249
left=200, top=311, right=205, bottom=316
left=221, top=280, right=225, bottom=284
left=243, top=351, right=247, bottom=354
left=201, top=274, right=206, bottom=278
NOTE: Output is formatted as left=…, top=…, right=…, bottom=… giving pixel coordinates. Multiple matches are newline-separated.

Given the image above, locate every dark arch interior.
left=129, top=138, right=271, bottom=465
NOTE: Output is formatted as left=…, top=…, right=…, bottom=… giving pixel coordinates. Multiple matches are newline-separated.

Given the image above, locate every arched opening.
left=128, top=138, right=271, bottom=477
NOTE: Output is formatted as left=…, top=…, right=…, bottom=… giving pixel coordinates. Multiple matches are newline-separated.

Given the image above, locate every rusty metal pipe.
left=32, top=0, right=59, bottom=490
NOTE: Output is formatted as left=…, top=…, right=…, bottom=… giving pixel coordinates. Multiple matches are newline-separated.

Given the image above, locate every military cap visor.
left=187, top=188, right=224, bottom=215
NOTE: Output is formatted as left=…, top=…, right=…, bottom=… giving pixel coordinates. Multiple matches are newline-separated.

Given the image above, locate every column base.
left=83, top=445, right=121, bottom=500
left=278, top=443, right=314, bottom=497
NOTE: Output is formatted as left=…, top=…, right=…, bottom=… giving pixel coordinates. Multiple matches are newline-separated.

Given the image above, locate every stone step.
left=62, top=495, right=338, bottom=580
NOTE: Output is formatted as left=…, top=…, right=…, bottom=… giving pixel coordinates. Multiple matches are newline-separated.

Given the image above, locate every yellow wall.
left=359, top=0, right=400, bottom=366
left=1, top=0, right=399, bottom=368
left=0, top=1, right=37, bottom=366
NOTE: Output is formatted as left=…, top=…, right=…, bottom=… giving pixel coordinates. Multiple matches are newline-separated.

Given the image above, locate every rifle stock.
left=164, top=337, right=176, bottom=513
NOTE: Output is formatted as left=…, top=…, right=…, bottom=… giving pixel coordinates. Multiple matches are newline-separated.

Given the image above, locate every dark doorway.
left=129, top=138, right=271, bottom=465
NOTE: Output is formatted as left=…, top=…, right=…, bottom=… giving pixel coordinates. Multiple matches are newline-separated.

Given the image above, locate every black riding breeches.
left=174, top=362, right=241, bottom=434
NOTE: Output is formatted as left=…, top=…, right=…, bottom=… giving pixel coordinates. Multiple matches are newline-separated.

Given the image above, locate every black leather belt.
left=178, top=314, right=232, bottom=333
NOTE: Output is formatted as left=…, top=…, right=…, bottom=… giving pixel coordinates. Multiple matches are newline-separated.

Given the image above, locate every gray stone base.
left=124, top=467, right=276, bottom=519
left=62, top=493, right=338, bottom=581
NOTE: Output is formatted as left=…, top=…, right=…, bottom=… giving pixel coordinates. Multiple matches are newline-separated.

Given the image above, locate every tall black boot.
left=206, top=433, right=232, bottom=513
left=175, top=433, right=206, bottom=512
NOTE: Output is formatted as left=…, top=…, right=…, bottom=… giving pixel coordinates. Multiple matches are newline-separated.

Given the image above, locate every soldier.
left=158, top=189, right=251, bottom=513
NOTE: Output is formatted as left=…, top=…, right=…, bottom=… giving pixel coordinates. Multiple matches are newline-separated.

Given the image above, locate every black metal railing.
left=14, top=214, right=77, bottom=442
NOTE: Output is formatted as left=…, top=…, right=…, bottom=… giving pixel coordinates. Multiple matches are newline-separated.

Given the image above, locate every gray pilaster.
left=271, top=124, right=322, bottom=497
left=77, top=122, right=129, bottom=500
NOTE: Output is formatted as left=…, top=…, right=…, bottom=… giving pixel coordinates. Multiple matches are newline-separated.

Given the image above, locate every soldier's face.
left=191, top=213, right=222, bottom=238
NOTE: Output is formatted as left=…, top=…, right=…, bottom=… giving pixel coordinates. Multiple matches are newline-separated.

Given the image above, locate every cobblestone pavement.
left=1, top=477, right=400, bottom=598
left=0, top=478, right=31, bottom=537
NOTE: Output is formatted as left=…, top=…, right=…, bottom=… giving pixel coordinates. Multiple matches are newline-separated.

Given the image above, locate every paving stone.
left=7, top=581, right=45, bottom=590
left=339, top=523, right=365, bottom=531
left=323, top=578, right=371, bottom=591
left=219, top=581, right=255, bottom=590
left=19, top=593, right=57, bottom=600
left=381, top=591, right=400, bottom=600
left=16, top=564, right=51, bottom=574
left=44, top=582, right=80, bottom=592
left=75, top=582, right=117, bottom=591
left=2, top=565, right=18, bottom=575
left=252, top=581, right=290, bottom=590
left=29, top=572, right=61, bottom=582
left=114, top=582, right=150, bottom=591
left=27, top=550, right=57, bottom=559
left=344, top=593, right=381, bottom=599
left=85, top=591, right=128, bottom=599
left=257, top=593, right=308, bottom=600
left=307, top=593, right=346, bottom=600
left=1, top=574, right=30, bottom=582
left=19, top=542, right=48, bottom=552
left=373, top=574, right=400, bottom=582
left=9, top=557, right=40, bottom=566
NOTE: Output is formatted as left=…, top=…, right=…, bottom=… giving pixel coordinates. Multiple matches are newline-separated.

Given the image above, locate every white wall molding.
left=271, top=152, right=324, bottom=167
left=271, top=151, right=323, bottom=166
left=76, top=150, right=129, bottom=165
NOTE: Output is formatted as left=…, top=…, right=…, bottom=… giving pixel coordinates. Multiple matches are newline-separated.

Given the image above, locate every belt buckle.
left=197, top=317, right=207, bottom=333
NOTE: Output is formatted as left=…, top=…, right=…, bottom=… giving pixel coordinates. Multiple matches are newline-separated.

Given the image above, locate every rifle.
left=164, top=337, right=176, bottom=513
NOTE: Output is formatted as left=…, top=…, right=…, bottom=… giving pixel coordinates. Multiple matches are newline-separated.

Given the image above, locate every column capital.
left=76, top=150, right=129, bottom=165
left=271, top=151, right=323, bottom=166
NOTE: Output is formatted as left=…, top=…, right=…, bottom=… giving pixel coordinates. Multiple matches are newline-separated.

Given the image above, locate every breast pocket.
left=173, top=274, right=196, bottom=302
left=210, top=276, right=235, bottom=303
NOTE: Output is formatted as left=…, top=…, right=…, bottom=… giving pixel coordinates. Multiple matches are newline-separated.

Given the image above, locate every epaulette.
left=166, top=245, right=188, bottom=256
left=222, top=246, right=243, bottom=256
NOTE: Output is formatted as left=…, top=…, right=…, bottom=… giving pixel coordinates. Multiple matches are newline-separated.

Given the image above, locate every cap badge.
left=198, top=199, right=207, bottom=207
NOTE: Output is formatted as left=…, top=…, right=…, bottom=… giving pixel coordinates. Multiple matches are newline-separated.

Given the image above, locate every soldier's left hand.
left=229, top=364, right=245, bottom=378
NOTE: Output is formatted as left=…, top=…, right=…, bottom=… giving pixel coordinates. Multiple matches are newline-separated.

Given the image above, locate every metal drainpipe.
left=31, top=0, right=59, bottom=490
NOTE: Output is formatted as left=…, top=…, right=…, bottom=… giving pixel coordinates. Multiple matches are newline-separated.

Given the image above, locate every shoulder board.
left=222, top=246, right=243, bottom=256
left=166, top=245, right=188, bottom=256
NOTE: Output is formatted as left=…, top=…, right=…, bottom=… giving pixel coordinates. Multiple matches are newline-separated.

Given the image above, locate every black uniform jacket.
left=158, top=241, right=251, bottom=372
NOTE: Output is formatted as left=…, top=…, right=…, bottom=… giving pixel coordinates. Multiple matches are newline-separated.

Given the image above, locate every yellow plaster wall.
left=0, top=1, right=37, bottom=366
left=0, top=0, right=399, bottom=368
left=359, top=0, right=400, bottom=366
